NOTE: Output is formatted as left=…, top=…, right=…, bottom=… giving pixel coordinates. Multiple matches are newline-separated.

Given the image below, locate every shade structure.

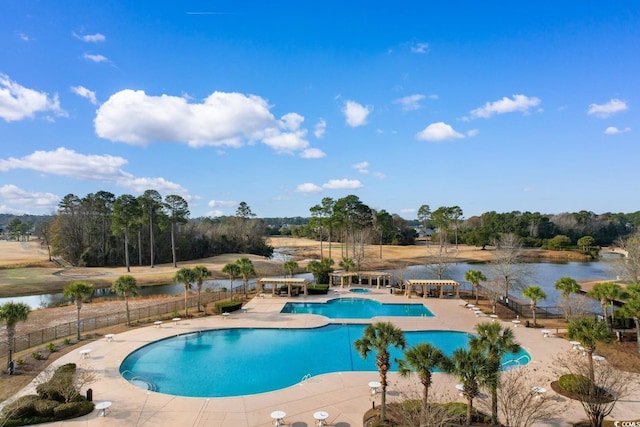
left=257, top=278, right=309, bottom=296
left=328, top=271, right=392, bottom=288
left=404, top=279, right=460, bottom=298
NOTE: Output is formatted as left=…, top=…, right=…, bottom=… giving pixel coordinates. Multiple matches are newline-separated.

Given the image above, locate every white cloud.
left=343, top=100, right=372, bottom=127
left=323, top=179, right=363, bottom=190
left=18, top=33, right=30, bottom=42
left=410, top=42, right=429, bottom=54
left=428, top=94, right=439, bottom=100
left=95, top=89, right=317, bottom=155
left=604, top=126, right=631, bottom=135
left=71, top=85, right=97, bottom=104
left=400, top=208, right=416, bottom=214
left=353, top=161, right=369, bottom=174
left=74, top=32, right=106, bottom=42
left=0, top=147, right=188, bottom=196
left=470, top=94, right=541, bottom=119
left=206, top=209, right=225, bottom=217
left=314, top=119, right=326, bottom=138
left=588, top=99, right=628, bottom=118
left=394, top=94, right=425, bottom=111
left=83, top=53, right=109, bottom=63
left=467, top=129, right=479, bottom=137
left=416, top=122, right=464, bottom=141
left=208, top=199, right=237, bottom=208
left=300, top=148, right=326, bottom=159
left=0, top=74, right=66, bottom=122
left=296, top=183, right=323, bottom=193
left=0, top=184, right=60, bottom=213
left=372, top=171, right=386, bottom=179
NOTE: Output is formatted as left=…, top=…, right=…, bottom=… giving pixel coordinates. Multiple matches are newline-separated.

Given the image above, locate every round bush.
left=558, top=374, right=591, bottom=394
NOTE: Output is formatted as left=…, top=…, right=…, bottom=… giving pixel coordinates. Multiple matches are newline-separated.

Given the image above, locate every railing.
left=0, top=289, right=240, bottom=362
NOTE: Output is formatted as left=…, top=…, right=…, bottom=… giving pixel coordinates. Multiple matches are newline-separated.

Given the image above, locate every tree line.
left=21, top=192, right=272, bottom=269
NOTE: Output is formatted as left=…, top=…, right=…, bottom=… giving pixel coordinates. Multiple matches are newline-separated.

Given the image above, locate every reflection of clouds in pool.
left=119, top=325, right=530, bottom=398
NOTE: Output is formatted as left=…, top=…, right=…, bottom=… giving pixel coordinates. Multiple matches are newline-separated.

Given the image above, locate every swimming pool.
left=119, top=324, right=530, bottom=397
left=349, top=288, right=371, bottom=293
left=280, top=297, right=433, bottom=318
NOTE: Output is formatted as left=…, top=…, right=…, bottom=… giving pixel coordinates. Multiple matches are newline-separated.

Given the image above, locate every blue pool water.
left=119, top=324, right=530, bottom=397
left=280, top=297, right=433, bottom=318
left=349, top=288, right=371, bottom=293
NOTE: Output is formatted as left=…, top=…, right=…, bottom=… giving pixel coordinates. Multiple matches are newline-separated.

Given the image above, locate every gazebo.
left=404, top=279, right=460, bottom=298
left=257, top=278, right=309, bottom=297
left=328, top=271, right=393, bottom=288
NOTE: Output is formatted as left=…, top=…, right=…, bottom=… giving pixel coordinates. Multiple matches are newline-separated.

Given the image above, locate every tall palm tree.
left=0, top=302, right=30, bottom=366
left=464, top=269, right=487, bottom=304
left=354, top=322, right=406, bottom=422
left=522, top=285, right=547, bottom=327
left=555, top=276, right=581, bottom=320
left=588, top=281, right=627, bottom=329
left=451, top=347, right=498, bottom=426
left=619, top=284, right=640, bottom=354
left=111, top=275, right=139, bottom=326
left=63, top=281, right=94, bottom=341
left=470, top=321, right=521, bottom=426
left=283, top=260, right=298, bottom=278
left=222, top=262, right=240, bottom=293
left=397, top=342, right=451, bottom=425
left=192, top=265, right=212, bottom=312
left=339, top=257, right=356, bottom=286
left=236, top=257, right=256, bottom=295
left=567, top=317, right=611, bottom=396
left=173, top=267, right=196, bottom=317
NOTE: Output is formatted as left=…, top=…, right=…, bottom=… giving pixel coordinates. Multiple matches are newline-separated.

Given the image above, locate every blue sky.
left=1, top=1, right=639, bottom=219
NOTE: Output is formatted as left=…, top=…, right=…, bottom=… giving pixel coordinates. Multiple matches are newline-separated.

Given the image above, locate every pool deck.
left=3, top=288, right=640, bottom=426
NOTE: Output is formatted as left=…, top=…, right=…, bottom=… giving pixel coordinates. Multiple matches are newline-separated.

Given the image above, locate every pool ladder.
left=301, top=373, right=312, bottom=383
left=500, top=354, right=531, bottom=370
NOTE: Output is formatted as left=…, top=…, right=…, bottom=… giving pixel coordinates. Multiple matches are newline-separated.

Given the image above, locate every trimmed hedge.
left=307, top=285, right=329, bottom=295
left=215, top=301, right=242, bottom=313
left=558, top=373, right=591, bottom=394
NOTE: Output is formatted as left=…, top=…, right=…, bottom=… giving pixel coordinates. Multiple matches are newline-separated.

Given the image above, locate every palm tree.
left=522, top=285, right=547, bottom=327
left=588, top=281, right=627, bottom=329
left=0, top=302, right=30, bottom=366
left=555, top=276, right=581, bottom=320
left=451, top=347, right=499, bottom=426
left=173, top=267, right=196, bottom=317
left=397, top=342, right=451, bottom=425
left=619, top=284, right=640, bottom=353
left=339, top=257, right=356, bottom=286
left=63, top=281, right=94, bottom=341
left=236, top=257, right=256, bottom=295
left=192, top=265, right=212, bottom=312
left=464, top=269, right=487, bottom=304
left=567, top=317, right=611, bottom=396
left=222, top=262, right=241, bottom=293
left=111, top=275, right=139, bottom=326
left=306, top=258, right=334, bottom=285
left=283, top=260, right=298, bottom=278
left=354, top=321, right=406, bottom=422
left=470, top=321, right=521, bottom=426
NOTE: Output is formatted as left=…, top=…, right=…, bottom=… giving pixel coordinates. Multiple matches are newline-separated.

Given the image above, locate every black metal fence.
left=0, top=288, right=236, bottom=363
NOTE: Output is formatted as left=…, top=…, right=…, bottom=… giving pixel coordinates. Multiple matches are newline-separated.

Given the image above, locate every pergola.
left=404, top=279, right=460, bottom=298
left=257, top=278, right=309, bottom=297
left=328, top=271, right=393, bottom=288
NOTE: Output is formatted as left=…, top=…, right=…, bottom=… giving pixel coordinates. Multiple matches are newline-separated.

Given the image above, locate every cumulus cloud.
left=314, top=119, right=326, bottom=138
left=604, top=126, right=631, bottom=135
left=71, top=85, right=97, bottom=104
left=394, top=94, right=425, bottom=111
left=323, top=179, right=363, bottom=190
left=0, top=147, right=188, bottom=196
left=95, top=89, right=317, bottom=155
left=353, top=161, right=369, bottom=174
left=208, top=199, right=237, bottom=208
left=410, top=42, right=429, bottom=53
left=83, top=53, right=109, bottom=63
left=74, top=32, right=106, bottom=42
left=296, top=183, right=323, bottom=193
left=588, top=99, right=628, bottom=118
left=416, top=122, right=464, bottom=141
left=0, top=74, right=66, bottom=122
left=470, top=94, right=541, bottom=119
left=300, top=148, right=326, bottom=159
left=342, top=100, right=372, bottom=127
left=0, top=184, right=60, bottom=213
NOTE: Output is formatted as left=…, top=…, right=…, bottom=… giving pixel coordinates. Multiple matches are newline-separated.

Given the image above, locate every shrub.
left=52, top=401, right=94, bottom=419
left=558, top=373, right=591, bottom=394
left=47, top=342, right=56, bottom=352
left=307, top=285, right=329, bottom=295
left=36, top=363, right=78, bottom=402
left=2, top=395, right=41, bottom=419
left=63, top=338, right=71, bottom=345
left=31, top=352, right=43, bottom=360
left=215, top=301, right=242, bottom=314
